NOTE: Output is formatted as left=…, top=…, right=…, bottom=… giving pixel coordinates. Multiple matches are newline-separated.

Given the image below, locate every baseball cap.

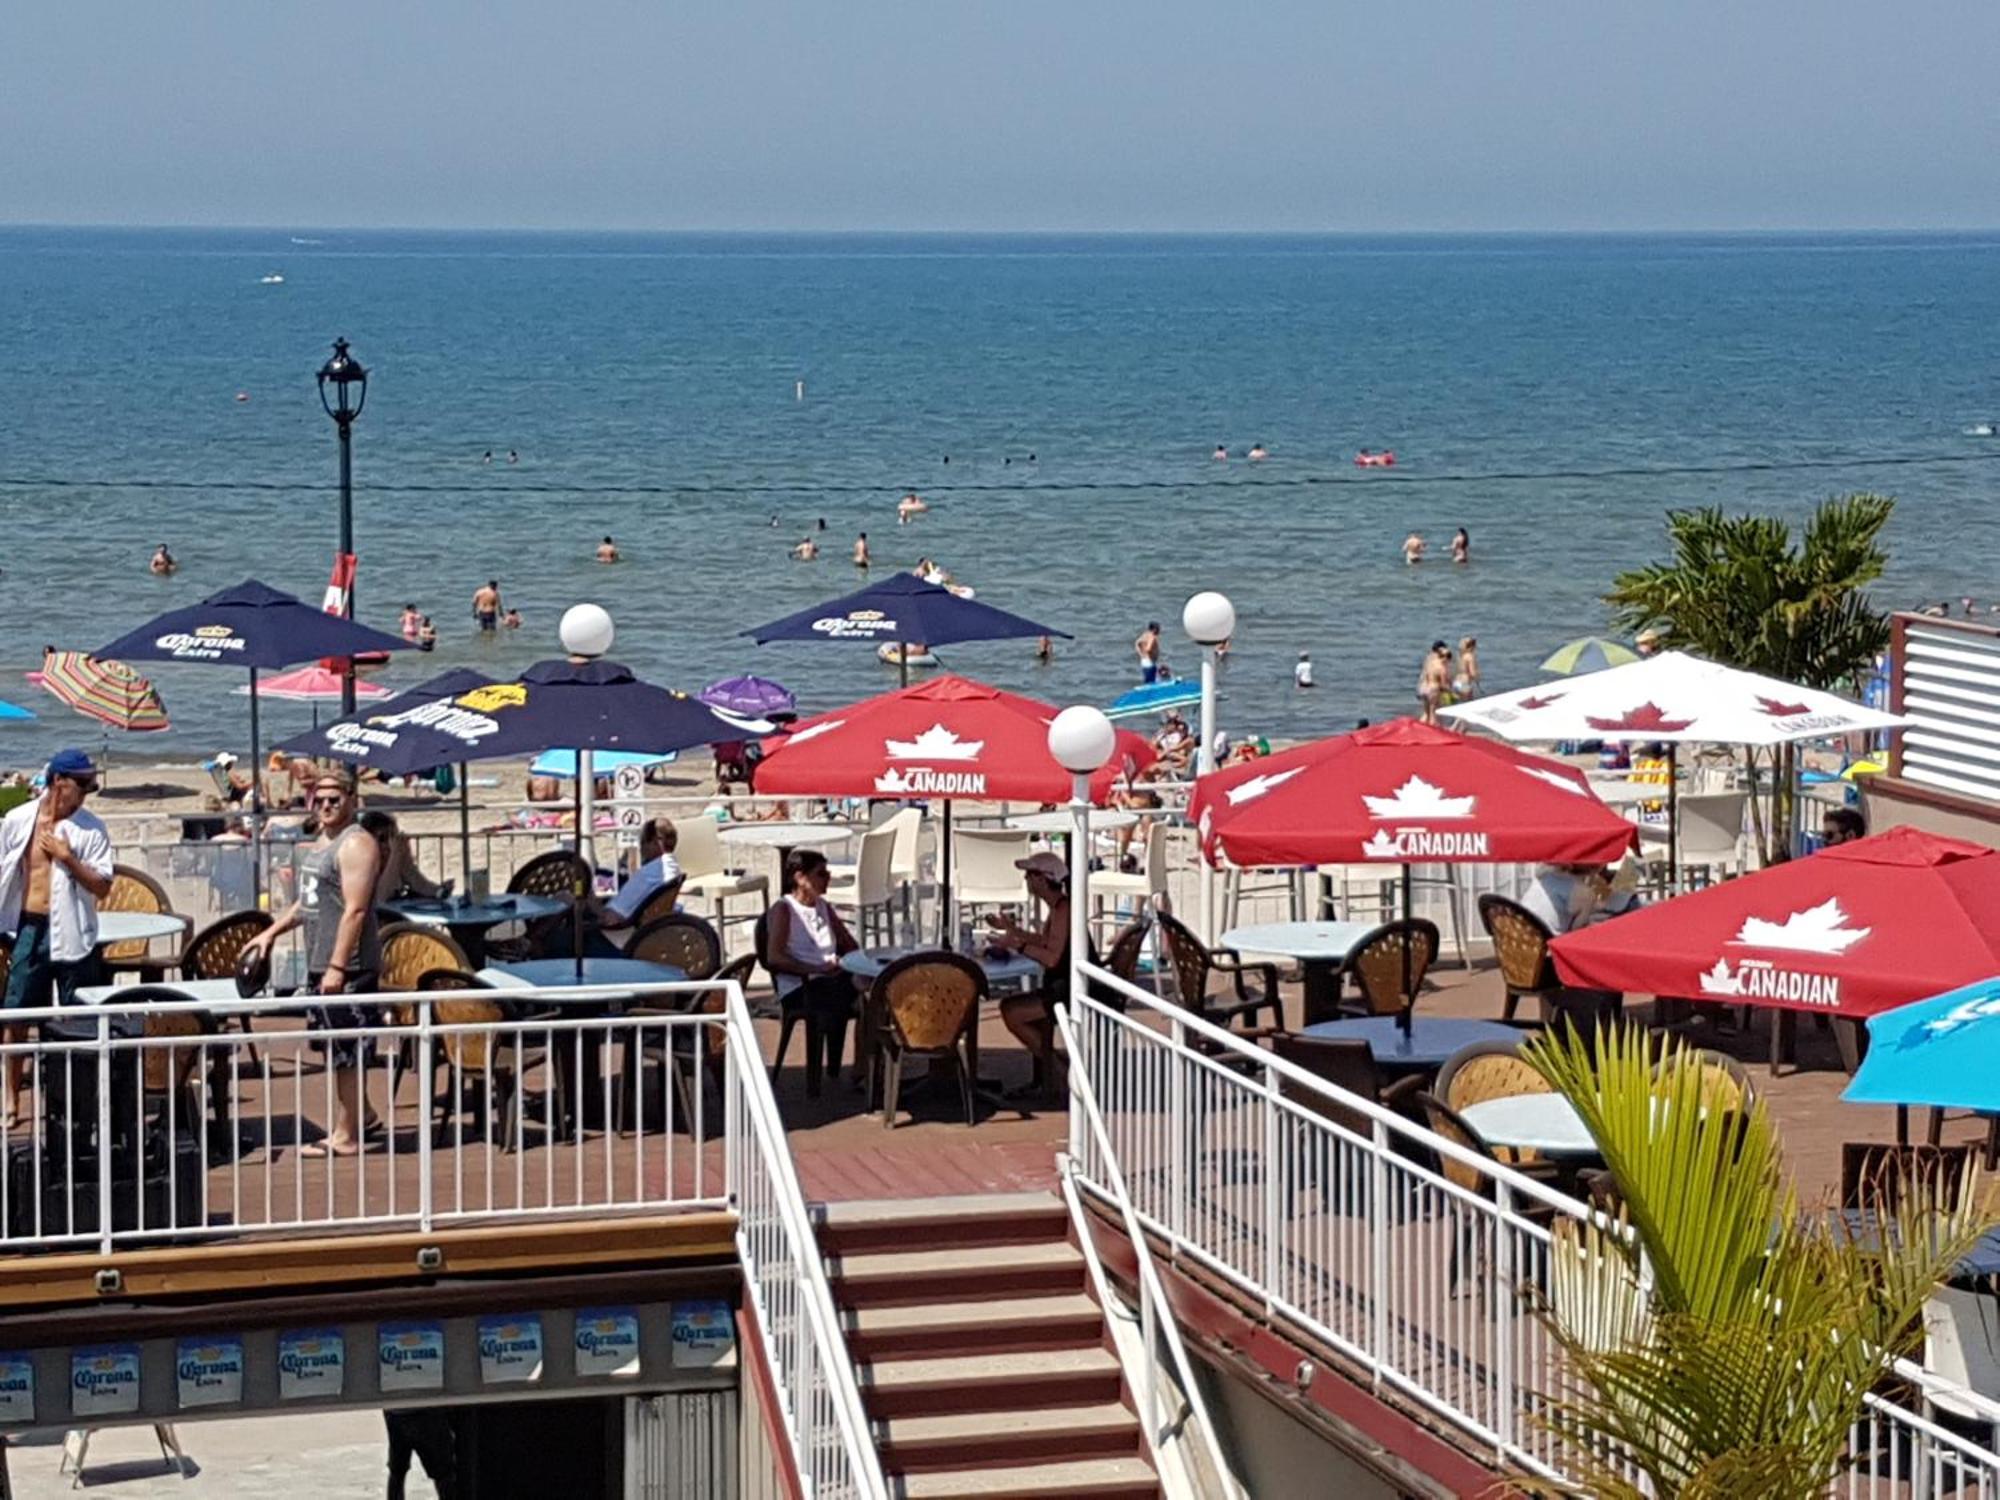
left=46, top=748, right=98, bottom=784
left=1014, top=851, right=1069, bottom=883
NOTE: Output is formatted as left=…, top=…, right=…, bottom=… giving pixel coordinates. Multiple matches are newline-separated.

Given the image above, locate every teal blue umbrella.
left=0, top=700, right=34, bottom=721
left=1845, top=976, right=2000, bottom=1115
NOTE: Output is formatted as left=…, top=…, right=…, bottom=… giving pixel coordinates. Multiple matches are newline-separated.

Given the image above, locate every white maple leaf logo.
left=1361, top=830, right=1400, bottom=859
left=1224, top=766, right=1303, bottom=806
left=884, top=724, right=982, bottom=761
left=1698, top=958, right=1744, bottom=996
left=1730, top=898, right=1871, bottom=955
left=1518, top=765, right=1588, bottom=797
left=1362, top=776, right=1476, bottom=819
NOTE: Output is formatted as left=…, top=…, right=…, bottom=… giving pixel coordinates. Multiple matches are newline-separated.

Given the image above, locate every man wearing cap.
left=991, top=851, right=1072, bottom=1097
left=0, top=750, right=115, bottom=1125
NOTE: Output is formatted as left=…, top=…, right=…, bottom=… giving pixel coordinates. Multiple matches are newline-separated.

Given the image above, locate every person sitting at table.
left=1522, top=860, right=1640, bottom=936
left=764, top=849, right=860, bottom=1094
left=992, top=852, right=1072, bottom=1098
left=360, top=810, right=448, bottom=906
left=599, top=818, right=682, bottom=936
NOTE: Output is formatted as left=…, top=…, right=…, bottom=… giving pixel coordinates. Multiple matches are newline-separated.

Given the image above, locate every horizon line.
left=5, top=220, right=2000, bottom=239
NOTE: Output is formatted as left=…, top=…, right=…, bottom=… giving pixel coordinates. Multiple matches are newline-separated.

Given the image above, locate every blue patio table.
left=1298, top=1015, right=1527, bottom=1072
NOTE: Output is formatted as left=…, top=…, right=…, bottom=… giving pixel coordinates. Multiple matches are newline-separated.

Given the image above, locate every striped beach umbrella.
left=31, top=652, right=170, bottom=734
left=1540, top=636, right=1640, bottom=675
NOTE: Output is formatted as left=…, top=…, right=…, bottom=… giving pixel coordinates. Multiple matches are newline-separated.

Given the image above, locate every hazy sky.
left=6, top=0, right=1997, bottom=232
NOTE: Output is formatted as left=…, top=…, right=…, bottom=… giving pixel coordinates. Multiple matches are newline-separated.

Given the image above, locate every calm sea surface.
left=0, top=227, right=1996, bottom=765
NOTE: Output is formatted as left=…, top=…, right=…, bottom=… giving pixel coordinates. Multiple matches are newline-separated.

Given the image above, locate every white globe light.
left=559, top=603, right=616, bottom=659
left=1048, top=705, right=1118, bottom=774
left=1182, top=590, right=1236, bottom=646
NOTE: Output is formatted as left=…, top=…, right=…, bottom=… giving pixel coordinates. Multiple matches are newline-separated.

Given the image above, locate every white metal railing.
left=0, top=978, right=885, bottom=1498
left=1066, top=962, right=2000, bottom=1493
left=1850, top=1359, right=2000, bottom=1498
left=1053, top=1005, right=1242, bottom=1498
left=1893, top=615, right=2000, bottom=805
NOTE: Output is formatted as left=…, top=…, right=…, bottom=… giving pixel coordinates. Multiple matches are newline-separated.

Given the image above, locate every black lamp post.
left=316, top=338, right=368, bottom=714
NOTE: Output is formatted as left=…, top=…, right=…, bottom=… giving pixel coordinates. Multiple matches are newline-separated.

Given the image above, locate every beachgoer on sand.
left=1417, top=641, right=1451, bottom=724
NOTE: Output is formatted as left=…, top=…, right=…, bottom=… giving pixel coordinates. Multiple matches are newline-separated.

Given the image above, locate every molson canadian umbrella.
left=752, top=675, right=1154, bottom=940
left=744, top=571, right=1067, bottom=686
left=31, top=651, right=169, bottom=734
left=1550, top=828, right=2000, bottom=1028
left=1188, top=718, right=1636, bottom=870
left=1189, top=719, right=1638, bottom=1026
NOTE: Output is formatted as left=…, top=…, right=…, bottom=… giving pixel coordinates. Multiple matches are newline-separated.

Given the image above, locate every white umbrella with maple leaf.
left=1441, top=650, right=1906, bottom=880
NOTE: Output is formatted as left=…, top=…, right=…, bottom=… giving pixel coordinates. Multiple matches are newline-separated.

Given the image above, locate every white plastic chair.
left=676, top=816, right=769, bottom=933
left=1640, top=791, right=1748, bottom=887
left=1090, top=829, right=1169, bottom=942
left=951, top=828, right=1029, bottom=917
left=829, top=825, right=899, bottom=945
left=1923, top=1288, right=2000, bottom=1424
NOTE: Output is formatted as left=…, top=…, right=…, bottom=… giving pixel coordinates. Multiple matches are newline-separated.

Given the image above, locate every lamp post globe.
left=317, top=338, right=369, bottom=715
left=560, top=603, right=616, bottom=660
left=1048, top=705, right=1117, bottom=775
left=1182, top=590, right=1235, bottom=647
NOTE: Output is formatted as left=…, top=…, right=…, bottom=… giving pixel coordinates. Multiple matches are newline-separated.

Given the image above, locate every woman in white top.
left=764, top=848, right=860, bottom=1097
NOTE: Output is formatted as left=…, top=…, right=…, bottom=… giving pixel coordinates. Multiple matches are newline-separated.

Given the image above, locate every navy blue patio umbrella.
left=743, top=571, right=1067, bottom=686
left=96, top=577, right=415, bottom=803
left=278, top=668, right=497, bottom=878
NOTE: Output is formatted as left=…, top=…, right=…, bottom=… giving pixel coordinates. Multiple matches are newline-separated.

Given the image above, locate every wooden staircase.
left=818, top=1191, right=1161, bottom=1499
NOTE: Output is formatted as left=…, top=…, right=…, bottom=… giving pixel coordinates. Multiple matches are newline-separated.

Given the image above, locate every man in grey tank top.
left=245, top=771, right=383, bottom=1156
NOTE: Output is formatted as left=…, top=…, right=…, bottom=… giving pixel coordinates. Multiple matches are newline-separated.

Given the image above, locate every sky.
left=6, top=0, right=1998, bottom=233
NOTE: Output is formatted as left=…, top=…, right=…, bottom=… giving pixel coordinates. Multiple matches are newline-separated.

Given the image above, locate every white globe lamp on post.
left=559, top=604, right=617, bottom=866
left=1182, top=590, right=1235, bottom=942
left=1048, top=705, right=1117, bottom=1062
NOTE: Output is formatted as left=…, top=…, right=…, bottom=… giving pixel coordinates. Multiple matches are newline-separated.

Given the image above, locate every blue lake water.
left=0, top=227, right=1995, bottom=765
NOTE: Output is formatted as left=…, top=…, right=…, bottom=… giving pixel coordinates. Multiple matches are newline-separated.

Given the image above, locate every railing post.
left=1169, top=1016, right=1188, bottom=1241
left=1261, top=1064, right=1280, bottom=1318
left=96, top=1012, right=114, bottom=1256
left=1494, top=1179, right=1517, bottom=1464
left=416, top=1000, right=434, bottom=1232
left=1369, top=1114, right=1389, bottom=1386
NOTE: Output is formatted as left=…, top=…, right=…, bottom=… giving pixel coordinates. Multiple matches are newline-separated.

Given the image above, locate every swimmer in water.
left=1451, top=527, right=1470, bottom=564
left=506, top=449, right=518, bottom=464
left=400, top=603, right=421, bottom=640
left=481, top=451, right=493, bottom=464
left=149, top=544, right=177, bottom=577
left=1403, top=532, right=1426, bottom=566
left=472, top=580, right=502, bottom=632
left=1213, top=444, right=1228, bottom=461
left=1034, top=635, right=1054, bottom=664
left=898, top=492, right=928, bottom=525
left=597, top=536, right=620, bottom=564
left=792, top=536, right=819, bottom=561
left=416, top=616, right=437, bottom=651
left=853, top=532, right=871, bottom=569
left=503, top=608, right=522, bottom=629
left=1248, top=443, right=1268, bottom=462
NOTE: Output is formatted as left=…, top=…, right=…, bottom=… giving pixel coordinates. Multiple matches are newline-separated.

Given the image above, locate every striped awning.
left=32, top=652, right=170, bottom=734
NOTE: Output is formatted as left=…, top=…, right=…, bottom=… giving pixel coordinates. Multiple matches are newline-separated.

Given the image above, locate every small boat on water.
left=260, top=274, right=285, bottom=285
left=877, top=643, right=940, bottom=669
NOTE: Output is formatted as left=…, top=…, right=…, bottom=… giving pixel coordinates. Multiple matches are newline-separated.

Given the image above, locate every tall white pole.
left=1198, top=646, right=1218, bottom=943
left=577, top=748, right=597, bottom=869
left=1068, top=770, right=1090, bottom=1003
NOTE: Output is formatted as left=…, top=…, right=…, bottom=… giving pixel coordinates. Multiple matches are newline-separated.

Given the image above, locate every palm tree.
left=1604, top=495, right=1894, bottom=861
left=1522, top=1024, right=1988, bottom=1499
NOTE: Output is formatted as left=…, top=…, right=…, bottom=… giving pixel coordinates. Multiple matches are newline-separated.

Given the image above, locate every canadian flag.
left=320, top=552, right=356, bottom=672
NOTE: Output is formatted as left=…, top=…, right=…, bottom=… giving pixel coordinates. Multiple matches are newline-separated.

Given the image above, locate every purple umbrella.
left=700, top=674, right=797, bottom=719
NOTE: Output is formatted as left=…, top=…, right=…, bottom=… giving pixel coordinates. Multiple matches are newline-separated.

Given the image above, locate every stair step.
left=895, top=1456, right=1159, bottom=1498
left=879, top=1400, right=1141, bottom=1473
left=849, top=1293, right=1105, bottom=1359
left=832, top=1241, right=1085, bottom=1308
left=863, top=1347, right=1123, bottom=1419
left=817, top=1192, right=1070, bottom=1255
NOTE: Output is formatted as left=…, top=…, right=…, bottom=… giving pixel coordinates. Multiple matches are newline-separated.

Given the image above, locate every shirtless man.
left=853, top=532, right=871, bottom=569
left=149, top=544, right=177, bottom=576
left=1134, top=622, right=1162, bottom=684
left=792, top=536, right=819, bottom=561
left=596, top=536, right=620, bottom=564
left=0, top=750, right=114, bottom=1124
left=1403, top=533, right=1426, bottom=566
left=897, top=492, right=927, bottom=524
left=472, top=580, right=501, bottom=632
left=1417, top=642, right=1452, bottom=724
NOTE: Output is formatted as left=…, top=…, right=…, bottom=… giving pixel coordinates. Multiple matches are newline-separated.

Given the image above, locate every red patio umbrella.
left=1549, top=827, right=2000, bottom=1028
left=753, top=675, right=1156, bottom=942
left=1188, top=718, right=1639, bottom=870
left=753, top=675, right=1154, bottom=805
